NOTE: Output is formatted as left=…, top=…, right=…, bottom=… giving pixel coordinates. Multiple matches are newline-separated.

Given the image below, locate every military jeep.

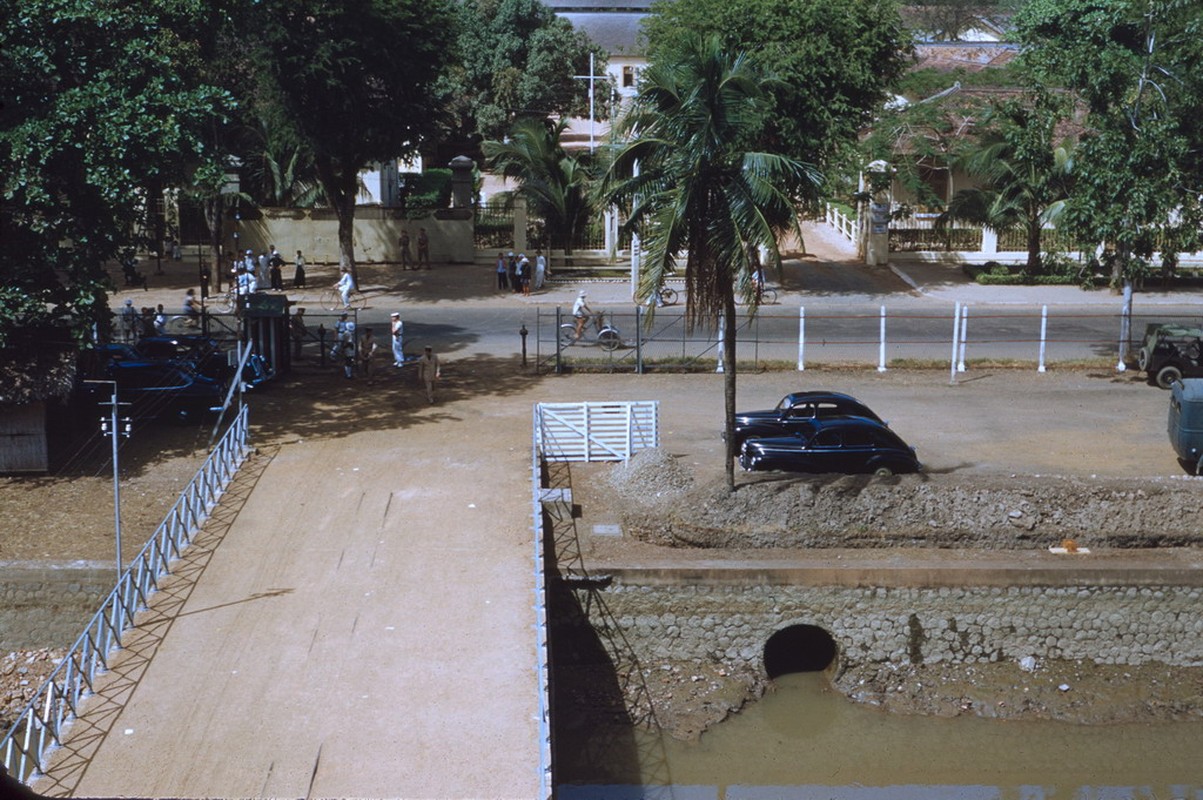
left=1139, top=323, right=1203, bottom=388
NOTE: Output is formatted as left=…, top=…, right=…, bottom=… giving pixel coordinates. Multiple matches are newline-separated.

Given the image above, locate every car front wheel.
left=1156, top=364, right=1184, bottom=389
left=872, top=465, right=894, bottom=477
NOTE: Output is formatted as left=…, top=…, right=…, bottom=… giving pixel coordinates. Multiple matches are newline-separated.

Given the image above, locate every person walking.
left=417, top=345, right=441, bottom=403
left=359, top=327, right=379, bottom=384
left=290, top=307, right=308, bottom=359
left=119, top=298, right=139, bottom=342
left=399, top=229, right=413, bottom=269
left=495, top=252, right=509, bottom=291
left=390, top=312, right=405, bottom=367
left=517, top=253, right=532, bottom=296
left=293, top=250, right=307, bottom=288
left=533, top=249, right=547, bottom=291
left=417, top=227, right=430, bottom=269
left=269, top=248, right=285, bottom=290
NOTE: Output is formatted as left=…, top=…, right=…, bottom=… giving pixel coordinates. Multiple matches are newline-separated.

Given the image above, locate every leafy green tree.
left=0, top=0, right=228, bottom=346
left=937, top=91, right=1074, bottom=274
left=600, top=35, right=821, bottom=489
left=483, top=117, right=593, bottom=256
left=438, top=0, right=610, bottom=150
left=1015, top=0, right=1203, bottom=288
left=909, top=0, right=1023, bottom=42
left=246, top=0, right=455, bottom=280
left=641, top=0, right=910, bottom=172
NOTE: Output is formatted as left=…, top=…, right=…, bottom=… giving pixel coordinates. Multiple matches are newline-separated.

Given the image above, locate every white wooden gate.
left=534, top=401, right=659, bottom=462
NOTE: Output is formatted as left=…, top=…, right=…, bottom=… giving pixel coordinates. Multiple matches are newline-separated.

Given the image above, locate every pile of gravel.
left=605, top=448, right=695, bottom=506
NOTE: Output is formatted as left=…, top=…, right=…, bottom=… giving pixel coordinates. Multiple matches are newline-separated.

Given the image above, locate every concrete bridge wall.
left=585, top=574, right=1203, bottom=672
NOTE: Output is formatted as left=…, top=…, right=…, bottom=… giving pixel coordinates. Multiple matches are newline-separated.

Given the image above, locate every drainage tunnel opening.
left=763, top=624, right=838, bottom=678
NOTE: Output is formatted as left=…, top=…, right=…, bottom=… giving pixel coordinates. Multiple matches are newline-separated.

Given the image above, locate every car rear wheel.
left=1156, top=364, right=1184, bottom=389
left=872, top=465, right=894, bottom=477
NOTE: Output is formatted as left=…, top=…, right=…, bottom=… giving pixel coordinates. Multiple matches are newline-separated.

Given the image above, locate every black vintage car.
left=739, top=416, right=920, bottom=476
left=729, top=391, right=885, bottom=449
left=79, top=359, right=227, bottom=422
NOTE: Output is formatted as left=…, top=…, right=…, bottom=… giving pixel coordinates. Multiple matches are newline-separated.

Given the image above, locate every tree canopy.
left=1015, top=0, right=1203, bottom=285
left=483, top=117, right=594, bottom=255
left=0, top=0, right=229, bottom=347
left=245, top=0, right=456, bottom=276
left=641, top=0, right=911, bottom=173
left=437, top=0, right=610, bottom=152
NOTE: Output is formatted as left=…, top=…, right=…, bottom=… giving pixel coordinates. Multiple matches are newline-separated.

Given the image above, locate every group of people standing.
left=398, top=228, right=431, bottom=270
left=231, top=246, right=307, bottom=294
left=495, top=250, right=547, bottom=295
left=318, top=309, right=440, bottom=402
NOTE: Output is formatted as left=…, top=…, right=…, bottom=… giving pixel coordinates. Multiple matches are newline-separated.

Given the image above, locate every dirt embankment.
left=609, top=449, right=1203, bottom=551
left=585, top=449, right=1203, bottom=739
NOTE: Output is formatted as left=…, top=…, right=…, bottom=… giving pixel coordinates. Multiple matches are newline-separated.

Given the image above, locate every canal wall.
left=0, top=563, right=112, bottom=650
left=583, top=571, right=1203, bottom=671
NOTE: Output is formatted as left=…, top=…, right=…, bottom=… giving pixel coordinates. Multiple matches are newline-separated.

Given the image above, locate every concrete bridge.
left=28, top=418, right=545, bottom=798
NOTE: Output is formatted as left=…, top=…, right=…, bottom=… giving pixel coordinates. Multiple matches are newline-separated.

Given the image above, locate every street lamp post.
left=86, top=381, right=131, bottom=575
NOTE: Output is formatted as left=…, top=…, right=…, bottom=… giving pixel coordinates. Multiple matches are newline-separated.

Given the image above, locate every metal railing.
left=1, top=405, right=251, bottom=784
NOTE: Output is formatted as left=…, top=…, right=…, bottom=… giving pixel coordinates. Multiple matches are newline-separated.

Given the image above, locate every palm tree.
left=600, top=34, right=821, bottom=489
left=483, top=117, right=593, bottom=258
left=937, top=93, right=1074, bottom=275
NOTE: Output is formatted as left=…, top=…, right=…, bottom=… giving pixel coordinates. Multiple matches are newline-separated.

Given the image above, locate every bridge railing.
left=1, top=405, right=251, bottom=784
left=530, top=401, right=661, bottom=797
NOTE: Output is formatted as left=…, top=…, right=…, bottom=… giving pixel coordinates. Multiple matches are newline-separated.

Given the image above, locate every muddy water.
left=559, top=673, right=1203, bottom=798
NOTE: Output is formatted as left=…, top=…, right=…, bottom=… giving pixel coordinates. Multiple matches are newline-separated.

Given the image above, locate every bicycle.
left=736, top=285, right=778, bottom=305
left=655, top=285, right=678, bottom=306
left=320, top=287, right=368, bottom=311
left=162, top=315, right=203, bottom=335
left=560, top=311, right=622, bottom=351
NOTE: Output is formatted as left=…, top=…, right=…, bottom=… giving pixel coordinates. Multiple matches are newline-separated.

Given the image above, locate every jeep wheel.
left=1156, top=364, right=1184, bottom=389
left=1138, top=347, right=1150, bottom=371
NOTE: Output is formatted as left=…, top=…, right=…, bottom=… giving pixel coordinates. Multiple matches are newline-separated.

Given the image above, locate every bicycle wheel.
left=213, top=292, right=235, bottom=314
left=559, top=324, right=578, bottom=348
left=320, top=289, right=343, bottom=311
left=351, top=291, right=368, bottom=310
left=761, top=287, right=778, bottom=305
left=597, top=328, right=621, bottom=351
left=162, top=315, right=200, bottom=335
left=659, top=286, right=678, bottom=305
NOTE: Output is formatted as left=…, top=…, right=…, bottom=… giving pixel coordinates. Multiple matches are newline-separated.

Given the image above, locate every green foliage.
left=937, top=90, right=1074, bottom=273
left=896, top=63, right=1024, bottom=99
left=439, top=0, right=610, bottom=145
left=0, top=0, right=229, bottom=347
left=641, top=0, right=911, bottom=172
left=599, top=34, right=823, bottom=487
left=244, top=0, right=456, bottom=270
left=403, top=168, right=453, bottom=215
left=1015, top=0, right=1203, bottom=286
left=483, top=118, right=594, bottom=253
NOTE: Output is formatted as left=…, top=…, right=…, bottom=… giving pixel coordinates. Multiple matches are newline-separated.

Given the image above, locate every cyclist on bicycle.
left=572, top=290, right=593, bottom=340
left=334, top=267, right=355, bottom=309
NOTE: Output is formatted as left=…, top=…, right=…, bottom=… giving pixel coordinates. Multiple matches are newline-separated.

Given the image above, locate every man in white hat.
left=572, top=289, right=593, bottom=341
left=119, top=297, right=139, bottom=343
left=390, top=312, right=405, bottom=367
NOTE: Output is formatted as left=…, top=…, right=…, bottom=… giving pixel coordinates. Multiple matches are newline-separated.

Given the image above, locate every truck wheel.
left=1156, top=365, right=1184, bottom=389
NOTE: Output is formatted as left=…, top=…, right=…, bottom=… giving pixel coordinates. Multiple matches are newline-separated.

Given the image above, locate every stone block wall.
left=586, top=579, right=1203, bottom=672
left=0, top=564, right=113, bottom=650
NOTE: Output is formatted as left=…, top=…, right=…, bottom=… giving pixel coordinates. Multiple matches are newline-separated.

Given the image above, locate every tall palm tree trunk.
left=722, top=288, right=738, bottom=490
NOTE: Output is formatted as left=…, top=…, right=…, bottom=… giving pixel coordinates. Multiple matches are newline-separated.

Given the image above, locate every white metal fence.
left=535, top=401, right=660, bottom=462
left=1, top=406, right=251, bottom=784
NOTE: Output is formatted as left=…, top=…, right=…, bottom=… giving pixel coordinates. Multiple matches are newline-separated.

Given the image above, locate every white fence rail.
left=535, top=402, right=660, bottom=462
left=1, top=406, right=251, bottom=784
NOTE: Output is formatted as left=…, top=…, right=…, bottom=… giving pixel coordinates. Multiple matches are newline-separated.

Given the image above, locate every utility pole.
left=88, top=381, right=131, bottom=575
left=573, top=53, right=608, bottom=152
